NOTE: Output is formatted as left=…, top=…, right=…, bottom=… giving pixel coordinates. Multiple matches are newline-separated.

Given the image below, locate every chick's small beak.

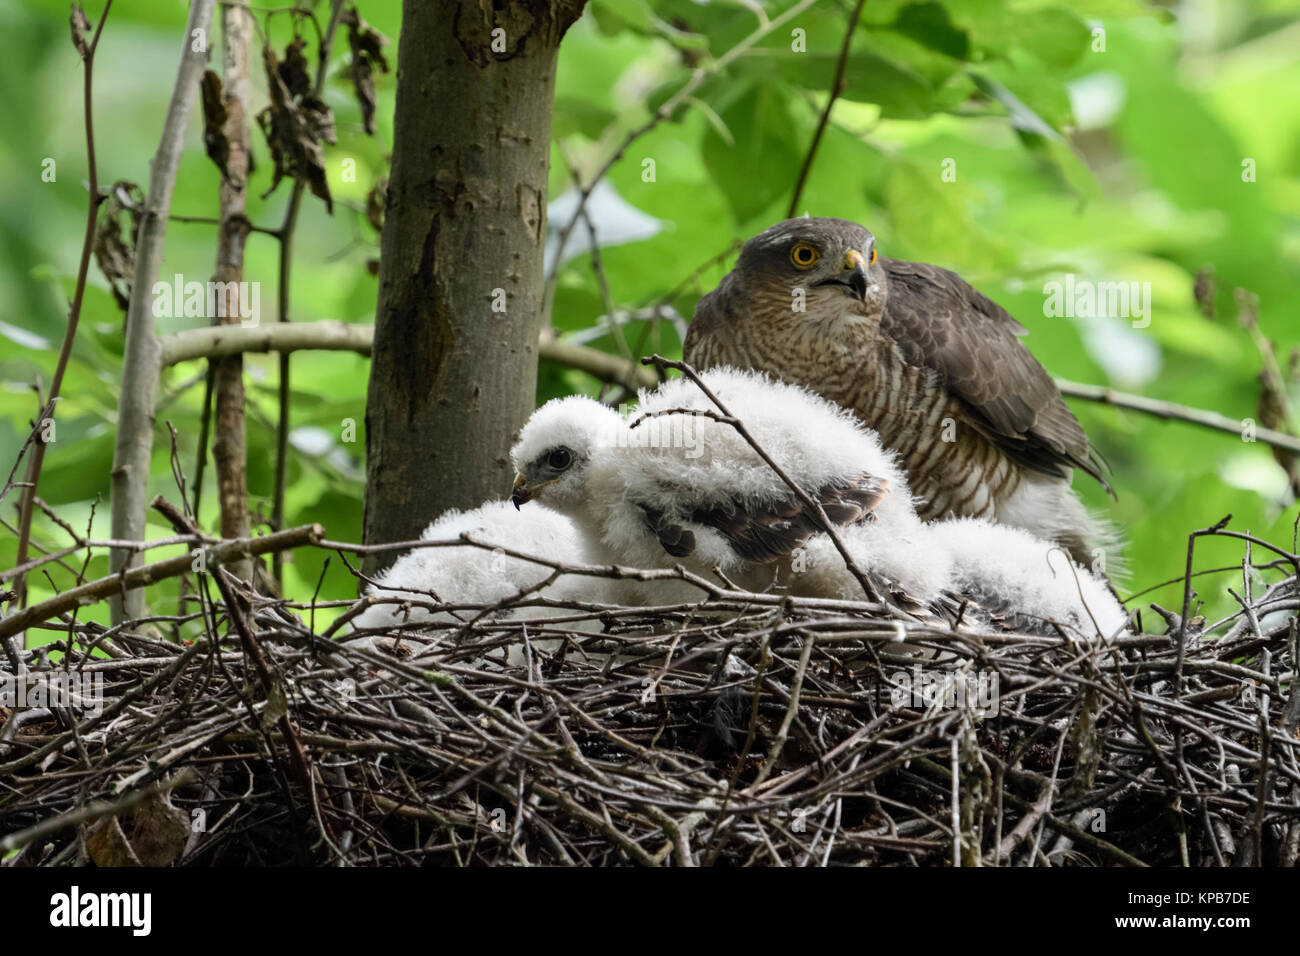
left=511, top=473, right=532, bottom=510
left=842, top=249, right=870, bottom=301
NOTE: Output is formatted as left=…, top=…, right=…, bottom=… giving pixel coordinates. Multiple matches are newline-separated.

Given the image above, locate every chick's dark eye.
left=546, top=448, right=572, bottom=470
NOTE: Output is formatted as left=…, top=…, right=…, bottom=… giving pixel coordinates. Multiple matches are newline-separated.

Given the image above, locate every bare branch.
left=786, top=0, right=867, bottom=217
left=109, top=0, right=217, bottom=623
left=10, top=0, right=115, bottom=654
left=0, top=506, right=323, bottom=642
left=1057, top=378, right=1300, bottom=456
left=160, top=320, right=658, bottom=389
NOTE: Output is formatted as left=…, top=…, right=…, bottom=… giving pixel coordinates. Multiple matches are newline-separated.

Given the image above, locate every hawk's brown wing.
left=879, top=258, right=1111, bottom=493
left=640, top=471, right=890, bottom=564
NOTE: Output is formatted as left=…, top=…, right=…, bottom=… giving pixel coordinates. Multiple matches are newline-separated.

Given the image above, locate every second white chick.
left=929, top=517, right=1130, bottom=642
left=349, top=500, right=618, bottom=661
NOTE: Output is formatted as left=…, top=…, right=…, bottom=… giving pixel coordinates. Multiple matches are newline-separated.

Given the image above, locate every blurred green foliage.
left=1, top=0, right=1297, bottom=636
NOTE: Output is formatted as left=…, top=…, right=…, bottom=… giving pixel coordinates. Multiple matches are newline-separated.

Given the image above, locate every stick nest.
left=2, top=543, right=1298, bottom=867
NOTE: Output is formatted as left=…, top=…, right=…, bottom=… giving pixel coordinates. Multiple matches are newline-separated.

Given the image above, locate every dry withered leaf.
left=1258, top=353, right=1300, bottom=497
left=93, top=181, right=144, bottom=312
left=256, top=42, right=335, bottom=212
left=86, top=816, right=141, bottom=867
left=278, top=34, right=312, bottom=98
left=130, top=790, right=191, bottom=866
left=70, top=4, right=91, bottom=59
left=261, top=678, right=289, bottom=732
left=342, top=5, right=391, bottom=135
left=200, top=70, right=231, bottom=182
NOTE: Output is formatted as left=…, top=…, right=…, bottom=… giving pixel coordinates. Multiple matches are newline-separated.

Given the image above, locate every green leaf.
left=943, top=1, right=1091, bottom=69
left=890, top=1, right=971, bottom=60
left=739, top=48, right=937, bottom=119
left=884, top=161, right=1014, bottom=274
left=701, top=80, right=801, bottom=223
left=841, top=52, right=938, bottom=118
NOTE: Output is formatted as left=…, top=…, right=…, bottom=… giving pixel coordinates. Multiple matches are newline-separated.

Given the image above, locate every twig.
left=108, top=0, right=217, bottom=623
left=543, top=0, right=824, bottom=322
left=10, top=0, right=115, bottom=652
left=1056, top=378, right=1300, bottom=457
left=0, top=768, right=196, bottom=854
left=153, top=494, right=330, bottom=840
left=786, top=0, right=867, bottom=217
left=0, top=505, right=323, bottom=642
left=642, top=354, right=884, bottom=604
left=270, top=0, right=349, bottom=585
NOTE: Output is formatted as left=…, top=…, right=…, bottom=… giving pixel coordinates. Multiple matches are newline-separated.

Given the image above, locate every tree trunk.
left=362, top=0, right=586, bottom=574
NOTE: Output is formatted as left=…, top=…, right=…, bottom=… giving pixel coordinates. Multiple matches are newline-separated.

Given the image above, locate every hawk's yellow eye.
left=870, top=247, right=878, bottom=266
left=790, top=243, right=820, bottom=269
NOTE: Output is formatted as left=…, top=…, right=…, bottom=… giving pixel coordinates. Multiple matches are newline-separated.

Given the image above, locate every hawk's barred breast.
left=688, top=304, right=1019, bottom=522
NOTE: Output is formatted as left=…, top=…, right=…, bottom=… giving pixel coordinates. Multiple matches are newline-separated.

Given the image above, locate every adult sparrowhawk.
left=684, top=217, right=1113, bottom=569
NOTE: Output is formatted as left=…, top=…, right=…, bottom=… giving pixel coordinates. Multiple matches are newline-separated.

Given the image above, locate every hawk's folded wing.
left=880, top=258, right=1111, bottom=494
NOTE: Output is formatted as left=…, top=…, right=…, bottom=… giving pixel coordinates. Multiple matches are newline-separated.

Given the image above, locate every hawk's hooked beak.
left=842, top=249, right=870, bottom=302
left=511, top=473, right=532, bottom=510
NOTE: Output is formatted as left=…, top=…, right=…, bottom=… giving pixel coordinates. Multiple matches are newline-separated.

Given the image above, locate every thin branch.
left=108, top=0, right=217, bottom=624
left=786, top=0, right=867, bottom=217
left=0, top=506, right=324, bottom=643
left=540, top=329, right=657, bottom=390
left=10, top=0, right=115, bottom=652
left=543, top=0, right=824, bottom=322
left=159, top=320, right=659, bottom=389
left=211, top=0, right=256, bottom=576
left=1057, top=378, right=1300, bottom=457
left=161, top=319, right=373, bottom=365
left=271, top=0, right=349, bottom=585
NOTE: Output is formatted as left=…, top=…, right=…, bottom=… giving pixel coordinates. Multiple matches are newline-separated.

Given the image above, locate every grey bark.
left=109, top=0, right=216, bottom=622
left=362, top=0, right=587, bottom=575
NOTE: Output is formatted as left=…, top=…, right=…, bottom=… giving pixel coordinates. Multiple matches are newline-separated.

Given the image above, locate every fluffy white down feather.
left=645, top=369, right=958, bottom=599
left=349, top=500, right=620, bottom=642
left=511, top=368, right=938, bottom=604
left=929, top=517, right=1129, bottom=640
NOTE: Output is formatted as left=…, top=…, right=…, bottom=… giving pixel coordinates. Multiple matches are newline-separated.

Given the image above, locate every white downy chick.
left=348, top=500, right=617, bottom=661
left=929, top=516, right=1130, bottom=641
left=510, top=369, right=932, bottom=606
left=629, top=368, right=951, bottom=604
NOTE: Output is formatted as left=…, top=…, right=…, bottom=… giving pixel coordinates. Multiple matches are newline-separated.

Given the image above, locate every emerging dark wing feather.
left=642, top=471, right=889, bottom=564
left=879, top=259, right=1111, bottom=492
